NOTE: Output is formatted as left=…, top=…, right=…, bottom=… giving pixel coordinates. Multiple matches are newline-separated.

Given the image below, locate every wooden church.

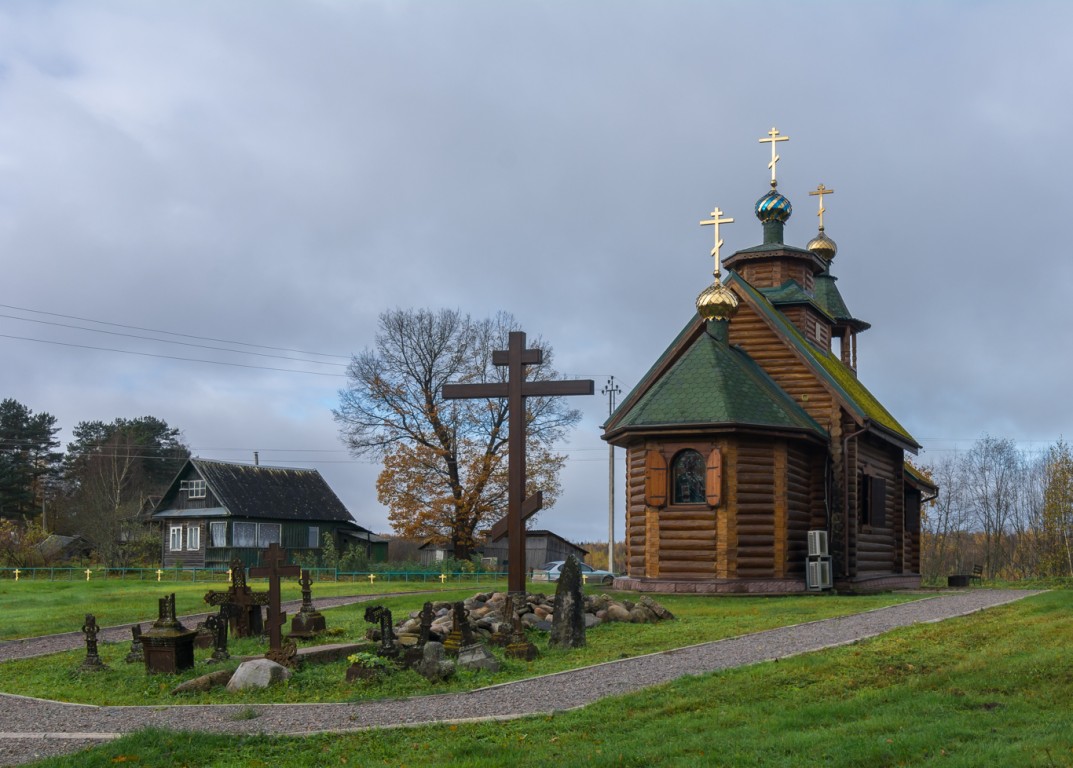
left=602, top=128, right=935, bottom=593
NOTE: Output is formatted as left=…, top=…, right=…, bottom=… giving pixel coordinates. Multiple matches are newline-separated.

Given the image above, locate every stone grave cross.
left=249, top=543, right=301, bottom=652
left=443, top=330, right=593, bottom=595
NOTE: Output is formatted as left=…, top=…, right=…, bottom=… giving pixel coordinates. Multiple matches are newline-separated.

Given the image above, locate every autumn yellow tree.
left=334, top=309, right=580, bottom=559
left=1041, top=439, right=1073, bottom=577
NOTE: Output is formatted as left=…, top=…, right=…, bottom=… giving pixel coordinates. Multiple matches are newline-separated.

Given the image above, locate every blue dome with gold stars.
left=755, top=189, right=792, bottom=223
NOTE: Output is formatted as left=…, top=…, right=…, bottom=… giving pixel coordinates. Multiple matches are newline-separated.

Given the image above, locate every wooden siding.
left=162, top=521, right=206, bottom=569
left=785, top=442, right=819, bottom=575
left=627, top=445, right=647, bottom=577
left=736, top=260, right=815, bottom=293
left=734, top=439, right=775, bottom=578
left=727, top=302, right=836, bottom=430
left=780, top=306, right=833, bottom=350
left=855, top=435, right=903, bottom=575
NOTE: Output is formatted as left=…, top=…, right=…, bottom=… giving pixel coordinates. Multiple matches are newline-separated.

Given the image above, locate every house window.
left=187, top=525, right=200, bottom=551
left=209, top=521, right=227, bottom=548
left=258, top=523, right=281, bottom=548
left=859, top=474, right=887, bottom=528
left=179, top=479, right=207, bottom=499
left=671, top=450, right=706, bottom=504
left=169, top=525, right=183, bottom=552
left=308, top=526, right=320, bottom=549
left=234, top=522, right=257, bottom=547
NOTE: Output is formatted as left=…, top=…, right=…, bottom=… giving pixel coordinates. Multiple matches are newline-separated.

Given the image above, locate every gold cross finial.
left=808, top=183, right=834, bottom=230
left=758, top=126, right=789, bottom=188
left=700, top=206, right=734, bottom=277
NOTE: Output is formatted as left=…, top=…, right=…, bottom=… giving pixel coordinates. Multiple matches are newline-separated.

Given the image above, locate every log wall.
left=854, top=435, right=903, bottom=575
left=735, top=260, right=815, bottom=293
left=627, top=446, right=647, bottom=577
left=733, top=439, right=776, bottom=578
left=728, top=303, right=836, bottom=431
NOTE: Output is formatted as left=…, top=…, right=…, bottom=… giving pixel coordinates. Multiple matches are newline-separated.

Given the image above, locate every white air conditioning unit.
left=806, top=558, right=833, bottom=591
left=807, top=530, right=829, bottom=557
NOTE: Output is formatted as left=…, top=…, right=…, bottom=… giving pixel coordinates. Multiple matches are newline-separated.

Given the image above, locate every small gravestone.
left=414, top=641, right=454, bottom=682
left=549, top=555, right=586, bottom=649
left=140, top=593, right=198, bottom=674
left=289, top=569, right=326, bottom=639
left=364, top=605, right=398, bottom=659
left=402, top=602, right=435, bottom=668
left=206, top=611, right=230, bottom=663
left=124, top=625, right=144, bottom=664
left=78, top=614, right=108, bottom=672
left=457, top=643, right=501, bottom=673
left=504, top=593, right=539, bottom=661
left=204, top=560, right=267, bottom=639
left=443, top=601, right=474, bottom=656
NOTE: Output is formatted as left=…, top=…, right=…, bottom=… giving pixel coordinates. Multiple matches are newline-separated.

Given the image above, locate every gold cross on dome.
left=758, top=126, right=789, bottom=187
left=808, top=183, right=834, bottom=230
left=700, top=206, right=734, bottom=276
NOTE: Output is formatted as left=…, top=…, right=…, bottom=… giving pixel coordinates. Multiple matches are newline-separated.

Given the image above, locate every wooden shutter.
left=645, top=450, right=667, bottom=508
left=705, top=448, right=722, bottom=506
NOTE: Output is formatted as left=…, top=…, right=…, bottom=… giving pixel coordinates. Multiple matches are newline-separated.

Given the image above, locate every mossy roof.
left=727, top=272, right=918, bottom=449
left=606, top=319, right=826, bottom=438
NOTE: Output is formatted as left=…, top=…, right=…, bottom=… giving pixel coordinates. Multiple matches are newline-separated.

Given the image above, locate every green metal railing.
left=0, top=566, right=508, bottom=584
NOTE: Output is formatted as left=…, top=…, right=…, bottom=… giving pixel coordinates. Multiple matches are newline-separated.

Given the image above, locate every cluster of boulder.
left=389, top=591, right=673, bottom=646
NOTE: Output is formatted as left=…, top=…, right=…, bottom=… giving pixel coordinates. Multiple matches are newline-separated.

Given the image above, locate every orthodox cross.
left=759, top=126, right=789, bottom=187
left=699, top=206, right=734, bottom=277
left=809, top=183, right=834, bottom=230
left=442, top=330, right=593, bottom=595
left=249, top=543, right=300, bottom=652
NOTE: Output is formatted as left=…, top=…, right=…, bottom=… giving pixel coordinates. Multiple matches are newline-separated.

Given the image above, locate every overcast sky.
left=1, top=1, right=1070, bottom=543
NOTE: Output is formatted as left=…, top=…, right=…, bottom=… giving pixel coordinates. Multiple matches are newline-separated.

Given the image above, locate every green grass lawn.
left=0, top=577, right=505, bottom=641
left=23, top=590, right=1072, bottom=768
left=0, top=589, right=920, bottom=706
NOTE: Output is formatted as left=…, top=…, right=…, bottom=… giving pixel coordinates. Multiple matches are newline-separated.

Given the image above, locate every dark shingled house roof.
left=153, top=458, right=358, bottom=524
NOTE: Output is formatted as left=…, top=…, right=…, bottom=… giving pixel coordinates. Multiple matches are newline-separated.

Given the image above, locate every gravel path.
left=0, top=589, right=1040, bottom=766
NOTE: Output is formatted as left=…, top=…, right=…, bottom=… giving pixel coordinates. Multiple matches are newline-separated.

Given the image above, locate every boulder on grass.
left=171, top=669, right=233, bottom=695
left=226, top=659, right=292, bottom=692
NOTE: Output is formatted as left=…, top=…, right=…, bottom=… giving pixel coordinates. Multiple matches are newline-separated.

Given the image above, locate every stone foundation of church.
left=613, top=572, right=923, bottom=595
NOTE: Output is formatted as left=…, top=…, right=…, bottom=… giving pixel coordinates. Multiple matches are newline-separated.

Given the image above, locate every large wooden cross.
left=443, top=330, right=593, bottom=595
left=249, top=543, right=301, bottom=652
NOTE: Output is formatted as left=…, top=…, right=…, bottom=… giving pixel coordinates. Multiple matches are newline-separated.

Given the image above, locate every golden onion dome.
left=696, top=279, right=739, bottom=322
left=806, top=229, right=838, bottom=261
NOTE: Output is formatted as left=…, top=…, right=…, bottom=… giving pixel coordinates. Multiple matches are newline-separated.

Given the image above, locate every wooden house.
left=151, top=458, right=385, bottom=568
left=602, top=148, right=935, bottom=593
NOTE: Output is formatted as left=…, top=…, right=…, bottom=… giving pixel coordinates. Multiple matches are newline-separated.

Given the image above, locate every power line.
left=0, top=302, right=351, bottom=359
left=0, top=312, right=349, bottom=367
left=0, top=333, right=347, bottom=377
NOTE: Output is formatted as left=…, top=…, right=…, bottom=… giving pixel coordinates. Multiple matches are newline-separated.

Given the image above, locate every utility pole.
left=601, top=376, right=621, bottom=574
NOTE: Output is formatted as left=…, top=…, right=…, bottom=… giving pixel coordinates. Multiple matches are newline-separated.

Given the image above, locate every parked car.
left=531, top=560, right=615, bottom=585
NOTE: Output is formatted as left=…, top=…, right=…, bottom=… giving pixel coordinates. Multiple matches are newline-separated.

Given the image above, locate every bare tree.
left=334, top=308, right=582, bottom=559
left=960, top=435, right=1022, bottom=578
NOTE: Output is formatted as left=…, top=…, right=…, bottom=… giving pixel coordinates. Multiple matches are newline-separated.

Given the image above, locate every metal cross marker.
left=809, top=183, right=834, bottom=230
left=759, top=126, right=789, bottom=187
left=249, top=542, right=300, bottom=652
left=700, top=206, right=734, bottom=277
left=443, top=330, right=594, bottom=596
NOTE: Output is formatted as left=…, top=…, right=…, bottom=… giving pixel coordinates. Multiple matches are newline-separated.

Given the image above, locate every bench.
left=947, top=564, right=983, bottom=588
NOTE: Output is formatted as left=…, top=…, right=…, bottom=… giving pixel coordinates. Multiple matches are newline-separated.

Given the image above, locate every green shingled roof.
left=727, top=272, right=918, bottom=449
left=609, top=320, right=826, bottom=437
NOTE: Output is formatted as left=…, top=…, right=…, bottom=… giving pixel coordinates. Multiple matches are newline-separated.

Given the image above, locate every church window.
left=859, top=474, right=887, bottom=528
left=671, top=450, right=706, bottom=504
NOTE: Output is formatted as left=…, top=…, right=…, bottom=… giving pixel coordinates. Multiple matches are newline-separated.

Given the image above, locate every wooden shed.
left=602, top=166, right=934, bottom=593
